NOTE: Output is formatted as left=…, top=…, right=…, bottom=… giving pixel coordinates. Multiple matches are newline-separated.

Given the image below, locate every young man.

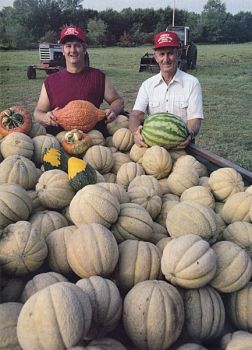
left=34, top=26, right=124, bottom=135
left=129, top=31, right=203, bottom=148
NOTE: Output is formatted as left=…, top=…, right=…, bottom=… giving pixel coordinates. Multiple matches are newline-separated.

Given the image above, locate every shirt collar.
left=153, top=69, right=184, bottom=88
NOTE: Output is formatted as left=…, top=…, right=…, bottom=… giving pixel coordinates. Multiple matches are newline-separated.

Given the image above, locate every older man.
left=129, top=31, right=203, bottom=148
left=34, top=26, right=124, bottom=136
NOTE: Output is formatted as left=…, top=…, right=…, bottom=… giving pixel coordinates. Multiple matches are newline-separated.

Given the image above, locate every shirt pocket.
left=173, top=97, right=188, bottom=117
left=149, top=100, right=162, bottom=114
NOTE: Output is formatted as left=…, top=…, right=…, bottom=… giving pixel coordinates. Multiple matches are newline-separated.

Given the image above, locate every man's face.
left=62, top=39, right=86, bottom=66
left=154, top=47, right=179, bottom=75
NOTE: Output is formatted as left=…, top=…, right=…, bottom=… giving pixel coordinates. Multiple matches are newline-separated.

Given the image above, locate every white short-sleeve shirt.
left=133, top=69, right=204, bottom=123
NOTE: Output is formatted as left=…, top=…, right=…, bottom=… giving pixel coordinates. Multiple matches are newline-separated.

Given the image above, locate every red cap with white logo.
left=154, top=31, right=180, bottom=49
left=60, top=26, right=85, bottom=43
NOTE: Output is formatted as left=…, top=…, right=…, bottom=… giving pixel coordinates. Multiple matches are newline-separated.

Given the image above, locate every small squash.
left=167, top=168, right=199, bottom=196
left=166, top=201, right=219, bottom=243
left=87, top=129, right=106, bottom=146
left=69, top=184, right=120, bottom=228
left=210, top=241, right=252, bottom=293
left=46, top=225, right=76, bottom=275
left=0, top=132, right=34, bottom=159
left=115, top=240, right=162, bottom=292
left=128, top=174, right=163, bottom=197
left=0, top=221, right=48, bottom=276
left=76, top=276, right=122, bottom=339
left=68, top=157, right=97, bottom=191
left=33, top=134, right=60, bottom=166
left=141, top=145, right=173, bottom=179
left=111, top=151, right=131, bottom=174
left=221, top=192, right=252, bottom=224
left=36, top=169, right=75, bottom=209
left=84, top=145, right=114, bottom=174
left=61, top=129, right=92, bottom=155
left=123, top=280, right=184, bottom=350
left=116, top=161, right=145, bottom=189
left=161, top=234, right=217, bottom=289
left=29, top=210, right=68, bottom=239
left=182, top=286, right=225, bottom=341
left=111, top=203, right=153, bottom=243
left=28, top=121, right=46, bottom=138
left=0, top=155, right=39, bottom=190
left=112, top=128, right=134, bottom=152
left=227, top=282, right=252, bottom=332
left=42, top=147, right=69, bottom=172
left=0, top=184, right=33, bottom=229
left=17, top=282, right=92, bottom=350
left=173, top=154, right=208, bottom=177
left=0, top=302, right=23, bottom=349
left=208, top=167, right=245, bottom=202
left=106, top=114, right=129, bottom=135
left=0, top=105, right=32, bottom=135
left=96, top=183, right=130, bottom=204
left=128, top=185, right=162, bottom=219
left=223, top=221, right=252, bottom=257
left=66, top=223, right=119, bottom=278
left=222, top=330, right=252, bottom=350
left=53, top=100, right=106, bottom=132
left=129, top=143, right=147, bottom=164
left=21, top=271, right=68, bottom=302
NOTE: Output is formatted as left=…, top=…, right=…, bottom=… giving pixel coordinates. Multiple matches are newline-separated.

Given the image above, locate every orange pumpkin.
left=61, top=129, right=93, bottom=155
left=53, top=100, right=106, bottom=132
left=0, top=106, right=32, bottom=136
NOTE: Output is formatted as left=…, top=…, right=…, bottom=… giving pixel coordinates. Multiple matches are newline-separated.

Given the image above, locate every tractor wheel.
left=27, top=66, right=36, bottom=79
left=179, top=59, right=188, bottom=72
left=187, top=43, right=197, bottom=70
left=191, top=46, right=197, bottom=70
left=85, top=51, right=90, bottom=67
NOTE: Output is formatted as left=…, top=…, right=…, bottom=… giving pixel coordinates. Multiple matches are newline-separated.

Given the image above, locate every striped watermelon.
left=142, top=113, right=189, bottom=148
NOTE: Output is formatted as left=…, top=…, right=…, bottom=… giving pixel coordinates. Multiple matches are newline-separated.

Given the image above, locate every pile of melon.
left=0, top=115, right=252, bottom=350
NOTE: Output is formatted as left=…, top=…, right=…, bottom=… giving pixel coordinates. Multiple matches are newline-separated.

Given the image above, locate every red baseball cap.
left=60, top=26, right=85, bottom=43
left=154, top=31, right=180, bottom=49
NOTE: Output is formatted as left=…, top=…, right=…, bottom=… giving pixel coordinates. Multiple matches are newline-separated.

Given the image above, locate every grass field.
left=0, top=43, right=252, bottom=171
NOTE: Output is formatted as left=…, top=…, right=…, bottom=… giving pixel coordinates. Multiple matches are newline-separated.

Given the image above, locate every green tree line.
left=0, top=0, right=251, bottom=49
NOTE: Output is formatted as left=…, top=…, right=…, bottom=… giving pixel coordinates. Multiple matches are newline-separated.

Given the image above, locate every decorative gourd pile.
left=0, top=112, right=252, bottom=350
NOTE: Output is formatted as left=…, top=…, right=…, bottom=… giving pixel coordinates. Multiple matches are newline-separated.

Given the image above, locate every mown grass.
left=0, top=43, right=252, bottom=170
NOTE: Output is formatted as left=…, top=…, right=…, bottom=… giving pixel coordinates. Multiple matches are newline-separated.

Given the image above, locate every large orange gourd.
left=53, top=100, right=106, bottom=132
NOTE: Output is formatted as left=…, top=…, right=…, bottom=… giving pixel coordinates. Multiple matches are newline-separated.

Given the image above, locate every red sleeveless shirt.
left=44, top=67, right=105, bottom=109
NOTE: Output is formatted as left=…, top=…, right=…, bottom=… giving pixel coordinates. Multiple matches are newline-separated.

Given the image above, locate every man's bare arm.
left=33, top=83, right=58, bottom=127
left=104, top=76, right=124, bottom=122
left=129, top=110, right=148, bottom=147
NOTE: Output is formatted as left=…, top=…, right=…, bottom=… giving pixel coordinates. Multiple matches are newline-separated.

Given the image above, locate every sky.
left=0, top=0, right=251, bottom=13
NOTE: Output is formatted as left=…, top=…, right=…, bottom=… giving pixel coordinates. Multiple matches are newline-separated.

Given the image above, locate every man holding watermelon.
left=129, top=31, right=203, bottom=149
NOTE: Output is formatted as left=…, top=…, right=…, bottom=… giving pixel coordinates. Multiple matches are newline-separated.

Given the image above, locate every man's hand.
left=133, top=125, right=148, bottom=148
left=104, top=109, right=116, bottom=124
left=45, top=108, right=59, bottom=127
left=171, top=134, right=192, bottom=150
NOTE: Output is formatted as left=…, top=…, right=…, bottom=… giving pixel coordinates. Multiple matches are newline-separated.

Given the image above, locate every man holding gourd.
left=34, top=26, right=124, bottom=136
left=129, top=31, right=204, bottom=149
